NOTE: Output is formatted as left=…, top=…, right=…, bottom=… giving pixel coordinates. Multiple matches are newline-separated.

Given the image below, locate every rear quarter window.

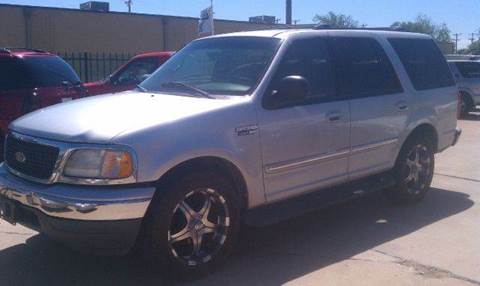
left=23, top=56, right=80, bottom=87
left=388, top=38, right=454, bottom=90
left=455, top=62, right=480, bottom=79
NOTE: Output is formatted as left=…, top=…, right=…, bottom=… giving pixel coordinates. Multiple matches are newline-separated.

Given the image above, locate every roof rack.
left=311, top=25, right=406, bottom=32
left=0, top=47, right=48, bottom=54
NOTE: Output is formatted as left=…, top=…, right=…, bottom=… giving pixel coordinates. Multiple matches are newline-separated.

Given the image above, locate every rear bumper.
left=0, top=164, right=156, bottom=254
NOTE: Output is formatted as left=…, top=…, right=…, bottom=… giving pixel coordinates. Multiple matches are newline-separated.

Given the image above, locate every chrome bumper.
left=0, top=164, right=155, bottom=221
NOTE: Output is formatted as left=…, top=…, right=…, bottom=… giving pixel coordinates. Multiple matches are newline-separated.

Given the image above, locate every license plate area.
left=0, top=197, right=16, bottom=225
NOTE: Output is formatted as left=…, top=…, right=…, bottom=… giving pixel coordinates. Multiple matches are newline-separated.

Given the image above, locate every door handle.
left=326, top=111, right=342, bottom=122
left=395, top=101, right=409, bottom=111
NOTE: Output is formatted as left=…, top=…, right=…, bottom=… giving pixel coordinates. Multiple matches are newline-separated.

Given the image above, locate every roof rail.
left=312, top=25, right=406, bottom=32
left=0, top=47, right=48, bottom=54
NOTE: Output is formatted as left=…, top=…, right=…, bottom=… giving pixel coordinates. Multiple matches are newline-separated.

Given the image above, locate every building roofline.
left=0, top=3, right=285, bottom=26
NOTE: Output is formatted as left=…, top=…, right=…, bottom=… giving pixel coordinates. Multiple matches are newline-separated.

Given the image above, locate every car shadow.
left=0, top=187, right=473, bottom=286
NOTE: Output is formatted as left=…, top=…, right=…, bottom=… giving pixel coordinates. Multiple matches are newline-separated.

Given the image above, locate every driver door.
left=258, top=37, right=350, bottom=201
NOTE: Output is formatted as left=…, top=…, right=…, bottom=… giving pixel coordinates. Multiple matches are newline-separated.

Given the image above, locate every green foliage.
left=313, top=11, right=359, bottom=28
left=391, top=14, right=452, bottom=42
left=466, top=41, right=480, bottom=55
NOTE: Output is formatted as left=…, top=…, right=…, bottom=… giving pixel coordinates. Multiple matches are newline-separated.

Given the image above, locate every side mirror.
left=267, top=75, right=310, bottom=108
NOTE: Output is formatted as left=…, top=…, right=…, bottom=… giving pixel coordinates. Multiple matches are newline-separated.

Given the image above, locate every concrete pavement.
left=0, top=112, right=479, bottom=285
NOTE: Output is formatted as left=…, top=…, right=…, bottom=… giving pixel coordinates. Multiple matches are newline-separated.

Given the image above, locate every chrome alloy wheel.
left=403, top=144, right=433, bottom=194
left=168, top=188, right=231, bottom=266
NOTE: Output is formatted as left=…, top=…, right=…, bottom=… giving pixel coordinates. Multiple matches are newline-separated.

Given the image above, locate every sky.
left=1, top=0, right=478, bottom=48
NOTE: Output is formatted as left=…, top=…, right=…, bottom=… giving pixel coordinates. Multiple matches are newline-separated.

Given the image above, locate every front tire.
left=141, top=171, right=240, bottom=276
left=386, top=136, right=435, bottom=204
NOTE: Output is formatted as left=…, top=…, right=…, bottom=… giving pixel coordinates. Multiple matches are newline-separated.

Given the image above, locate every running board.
left=244, top=173, right=396, bottom=227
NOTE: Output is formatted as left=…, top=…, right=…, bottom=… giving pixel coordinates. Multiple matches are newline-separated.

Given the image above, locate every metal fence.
left=57, top=52, right=132, bottom=82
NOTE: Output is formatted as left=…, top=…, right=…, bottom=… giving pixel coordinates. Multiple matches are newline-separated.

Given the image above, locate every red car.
left=0, top=48, right=84, bottom=155
left=84, top=51, right=174, bottom=96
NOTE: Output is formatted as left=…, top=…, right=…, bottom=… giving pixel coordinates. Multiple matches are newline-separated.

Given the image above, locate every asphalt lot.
left=1, top=111, right=479, bottom=286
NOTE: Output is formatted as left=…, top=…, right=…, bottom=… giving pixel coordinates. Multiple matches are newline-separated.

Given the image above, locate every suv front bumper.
left=0, top=164, right=155, bottom=255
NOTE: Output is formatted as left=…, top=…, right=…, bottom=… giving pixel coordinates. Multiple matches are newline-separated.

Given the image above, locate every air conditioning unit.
left=249, top=15, right=277, bottom=25
left=80, top=1, right=110, bottom=12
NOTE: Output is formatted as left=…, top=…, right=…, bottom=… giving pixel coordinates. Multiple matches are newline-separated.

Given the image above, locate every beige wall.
left=0, top=6, right=27, bottom=48
left=0, top=4, right=282, bottom=54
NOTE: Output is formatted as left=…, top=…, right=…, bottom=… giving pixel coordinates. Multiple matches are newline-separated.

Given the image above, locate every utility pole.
left=125, top=0, right=132, bottom=13
left=210, top=0, right=214, bottom=35
left=453, top=33, right=462, bottom=53
left=286, top=0, right=292, bottom=25
left=470, top=33, right=476, bottom=45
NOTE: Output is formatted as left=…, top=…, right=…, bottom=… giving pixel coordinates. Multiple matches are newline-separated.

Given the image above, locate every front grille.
left=5, top=135, right=59, bottom=180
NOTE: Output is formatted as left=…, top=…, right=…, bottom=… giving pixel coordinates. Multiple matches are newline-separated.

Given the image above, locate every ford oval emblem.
left=15, top=152, right=26, bottom=164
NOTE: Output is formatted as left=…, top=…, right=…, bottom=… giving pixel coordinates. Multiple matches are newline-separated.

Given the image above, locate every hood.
left=11, top=91, right=246, bottom=143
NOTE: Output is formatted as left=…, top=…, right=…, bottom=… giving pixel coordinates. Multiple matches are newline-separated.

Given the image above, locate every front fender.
left=113, top=102, right=266, bottom=209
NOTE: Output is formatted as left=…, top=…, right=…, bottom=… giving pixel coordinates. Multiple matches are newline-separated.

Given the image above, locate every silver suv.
left=448, top=60, right=480, bottom=116
left=0, top=29, right=461, bottom=275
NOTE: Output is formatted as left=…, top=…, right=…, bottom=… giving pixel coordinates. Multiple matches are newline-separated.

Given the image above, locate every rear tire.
left=460, top=92, right=474, bottom=117
left=386, top=136, right=435, bottom=204
left=141, top=170, right=241, bottom=277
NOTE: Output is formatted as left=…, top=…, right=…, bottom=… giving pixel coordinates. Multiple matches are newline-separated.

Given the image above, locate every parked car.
left=0, top=48, right=84, bottom=159
left=448, top=60, right=480, bottom=116
left=0, top=29, right=461, bottom=276
left=84, top=51, right=174, bottom=96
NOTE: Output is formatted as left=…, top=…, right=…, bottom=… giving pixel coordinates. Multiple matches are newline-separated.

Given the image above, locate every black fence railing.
left=58, top=52, right=132, bottom=82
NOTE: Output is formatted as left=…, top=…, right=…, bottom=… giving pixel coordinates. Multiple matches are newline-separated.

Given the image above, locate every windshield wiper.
left=136, top=85, right=148, bottom=92
left=161, top=81, right=213, bottom=99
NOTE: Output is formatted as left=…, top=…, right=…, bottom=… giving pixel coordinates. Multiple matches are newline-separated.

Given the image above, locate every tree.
left=313, top=11, right=359, bottom=28
left=466, top=41, right=480, bottom=55
left=434, top=23, right=452, bottom=42
left=391, top=15, right=452, bottom=42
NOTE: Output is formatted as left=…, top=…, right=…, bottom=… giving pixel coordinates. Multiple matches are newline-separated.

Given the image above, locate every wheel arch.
left=150, top=156, right=249, bottom=213
left=398, top=123, right=439, bottom=160
left=459, top=90, right=474, bottom=105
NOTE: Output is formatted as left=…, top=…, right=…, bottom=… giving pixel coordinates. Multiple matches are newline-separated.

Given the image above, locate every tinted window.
left=141, top=37, right=280, bottom=96
left=389, top=38, right=454, bottom=90
left=331, top=37, right=403, bottom=98
left=271, top=37, right=335, bottom=99
left=114, top=57, right=159, bottom=85
left=23, top=56, right=80, bottom=87
left=455, top=62, right=480, bottom=79
left=0, top=57, right=29, bottom=91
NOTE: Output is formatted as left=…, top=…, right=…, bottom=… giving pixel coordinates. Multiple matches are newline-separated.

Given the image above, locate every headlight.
left=63, top=149, right=134, bottom=180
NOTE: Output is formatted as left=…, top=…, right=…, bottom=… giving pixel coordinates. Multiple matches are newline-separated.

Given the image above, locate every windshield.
left=23, top=56, right=81, bottom=87
left=140, top=37, right=281, bottom=96
left=113, top=57, right=159, bottom=85
left=455, top=62, right=480, bottom=79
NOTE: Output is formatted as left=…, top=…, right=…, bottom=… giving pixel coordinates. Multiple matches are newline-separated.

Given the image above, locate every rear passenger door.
left=388, top=38, right=457, bottom=152
left=259, top=37, right=350, bottom=201
left=330, top=36, right=407, bottom=180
